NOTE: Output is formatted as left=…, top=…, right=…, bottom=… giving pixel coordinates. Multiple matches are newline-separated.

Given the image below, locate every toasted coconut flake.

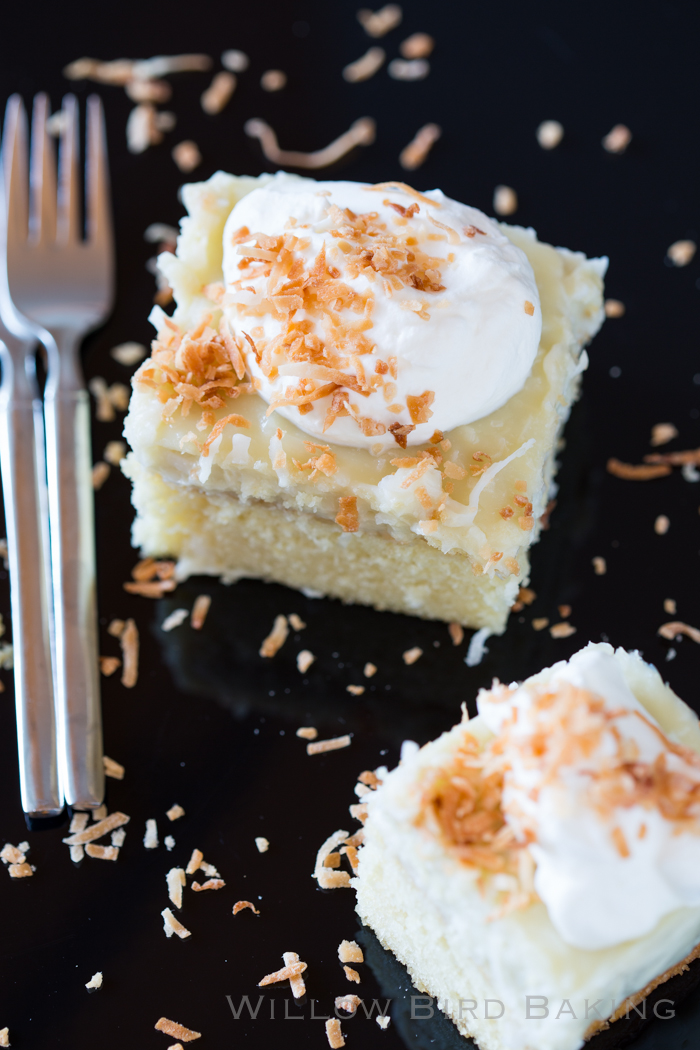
left=233, top=900, right=260, bottom=915
left=448, top=623, right=464, bottom=646
left=190, top=594, right=211, bottom=630
left=307, top=735, right=352, bottom=756
left=260, top=69, right=287, bottom=91
left=89, top=377, right=131, bottom=421
left=667, top=239, right=696, bottom=267
left=324, top=853, right=341, bottom=868
left=92, top=461, right=110, bottom=490
left=104, top=440, right=127, bottom=465
left=288, top=613, right=306, bottom=631
left=282, top=951, right=307, bottom=998
left=192, top=878, right=225, bottom=891
left=85, top=971, right=103, bottom=991
left=260, top=615, right=289, bottom=658
left=493, top=185, right=517, bottom=216
left=144, top=819, right=159, bottom=849
left=162, top=609, right=188, bottom=632
left=99, top=655, right=121, bottom=676
left=606, top=458, right=671, bottom=480
left=604, top=298, right=625, bottom=318
left=343, top=47, right=385, bottom=82
left=92, top=806, right=107, bottom=821
left=201, top=70, right=236, bottom=113
left=166, top=804, right=185, bottom=822
left=164, top=836, right=175, bottom=851
left=326, top=1017, right=345, bottom=1049
left=111, top=828, right=126, bottom=848
left=659, top=621, right=700, bottom=644
left=388, top=57, right=429, bottom=80
left=0, top=1029, right=9, bottom=1047
left=161, top=908, right=191, bottom=940
left=664, top=599, right=677, bottom=615
left=103, top=755, right=125, bottom=780
left=172, top=141, right=202, bottom=173
left=357, top=4, right=402, bottom=36
left=363, top=662, right=377, bottom=677
left=255, top=837, right=270, bottom=853
left=63, top=811, right=130, bottom=846
left=8, top=860, right=32, bottom=877
left=120, top=619, right=139, bottom=688
left=297, top=650, right=316, bottom=673
left=349, top=802, right=369, bottom=823
left=296, top=727, right=318, bottom=740
left=400, top=32, right=434, bottom=58
left=347, top=684, right=365, bottom=696
left=650, top=423, right=678, bottom=446
left=532, top=617, right=549, bottom=631
left=592, top=556, right=607, bottom=576
left=222, top=49, right=249, bottom=72
left=1, top=843, right=26, bottom=866
left=245, top=116, right=375, bottom=169
left=558, top=604, right=572, bottom=619
left=644, top=447, right=700, bottom=466
left=314, top=829, right=352, bottom=888
left=335, top=496, right=359, bottom=532
left=107, top=618, right=125, bottom=638
left=399, top=124, right=441, bottom=170
left=154, top=1016, right=201, bottom=1040
left=536, top=120, right=564, bottom=149
left=69, top=812, right=90, bottom=835
left=338, top=939, right=364, bottom=963
left=85, top=844, right=119, bottom=861
left=343, top=966, right=361, bottom=983
left=258, top=960, right=307, bottom=987
left=69, top=845, right=84, bottom=863
left=402, top=646, right=423, bottom=665
left=602, top=124, right=632, bottom=153
left=550, top=622, right=576, bottom=639
left=336, top=995, right=362, bottom=1013
left=186, top=849, right=204, bottom=875
left=654, top=514, right=670, bottom=535
left=377, top=1015, right=391, bottom=1029
left=167, top=867, right=186, bottom=908
left=123, top=578, right=176, bottom=598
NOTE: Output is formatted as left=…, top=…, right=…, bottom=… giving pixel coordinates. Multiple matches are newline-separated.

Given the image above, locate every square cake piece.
left=354, top=643, right=700, bottom=1050
left=123, top=172, right=606, bottom=632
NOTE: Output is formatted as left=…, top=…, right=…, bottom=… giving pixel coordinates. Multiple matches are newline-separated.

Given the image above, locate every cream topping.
left=477, top=645, right=700, bottom=950
left=221, top=173, right=541, bottom=450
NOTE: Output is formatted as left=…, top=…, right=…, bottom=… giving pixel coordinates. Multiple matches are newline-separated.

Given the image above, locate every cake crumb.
left=651, top=423, right=678, bottom=446
left=288, top=613, right=306, bottom=631
left=166, top=804, right=185, bottom=821
left=493, top=185, right=517, bottom=216
left=338, top=940, right=364, bottom=963
left=667, top=239, right=696, bottom=267
left=347, top=685, right=365, bottom=696
left=307, top=735, right=352, bottom=755
left=296, top=727, right=318, bottom=740
left=255, top=837, right=270, bottom=853
left=343, top=46, right=385, bottom=83
left=260, top=69, right=286, bottom=91
left=190, top=595, right=211, bottom=630
left=326, top=1017, right=345, bottom=1048
left=103, top=756, right=124, bottom=780
left=357, top=4, right=402, bottom=37
left=363, top=662, right=377, bottom=677
left=550, top=622, right=576, bottom=639
left=85, top=971, right=103, bottom=991
left=658, top=621, right=700, bottom=644
left=536, top=119, right=564, bottom=149
left=400, top=32, right=434, bottom=58
left=162, top=609, right=188, bottom=632
left=99, top=655, right=121, bottom=676
left=297, top=650, right=315, bottom=673
left=144, top=819, right=158, bottom=849
left=344, top=966, right=361, bottom=983
left=161, top=908, right=191, bottom=940
left=654, top=514, right=670, bottom=535
left=592, top=557, right=607, bottom=575
left=604, top=298, right=625, bottom=318
left=664, top=599, right=677, bottom=615
left=448, top=623, right=464, bottom=646
left=602, top=124, right=632, bottom=153
left=233, top=900, right=260, bottom=916
left=402, top=646, right=423, bottom=665
left=260, top=615, right=289, bottom=657
left=532, top=617, right=549, bottom=631
left=172, top=141, right=201, bottom=173
left=154, top=1016, right=201, bottom=1040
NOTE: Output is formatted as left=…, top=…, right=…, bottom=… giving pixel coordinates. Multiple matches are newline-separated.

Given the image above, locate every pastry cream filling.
left=220, top=174, right=542, bottom=450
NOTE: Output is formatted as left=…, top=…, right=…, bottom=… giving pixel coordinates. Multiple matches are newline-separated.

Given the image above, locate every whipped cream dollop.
left=477, top=645, right=700, bottom=951
left=221, top=173, right=541, bottom=450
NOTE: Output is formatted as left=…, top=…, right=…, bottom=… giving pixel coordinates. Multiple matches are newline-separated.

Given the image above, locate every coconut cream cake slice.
left=122, top=171, right=606, bottom=632
left=353, top=643, right=700, bottom=1050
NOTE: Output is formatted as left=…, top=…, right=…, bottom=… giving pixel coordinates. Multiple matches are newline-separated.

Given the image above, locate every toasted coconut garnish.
left=233, top=900, right=260, bottom=915
left=99, top=656, right=121, bottom=676
left=357, top=4, right=402, bottom=37
left=335, top=497, right=359, bottom=533
left=120, top=619, right=139, bottom=688
left=85, top=971, right=103, bottom=991
left=297, top=650, right=316, bottom=673
left=340, top=844, right=360, bottom=872
left=288, top=613, right=306, bottom=631
left=283, top=951, right=307, bottom=998
left=190, top=594, right=211, bottom=630
left=166, top=804, right=185, bottom=821
left=296, top=727, right=318, bottom=740
left=186, top=848, right=204, bottom=874
left=307, top=735, right=352, bottom=756
left=346, top=685, right=365, bottom=696
left=245, top=116, right=375, bottom=169
left=343, top=46, right=386, bottom=83
left=92, top=461, right=110, bottom=489
left=324, top=853, right=341, bottom=868
left=314, top=829, right=352, bottom=889
left=123, top=578, right=176, bottom=598
left=63, top=812, right=130, bottom=846
left=85, top=844, right=119, bottom=861
left=402, top=647, right=423, bottom=665
left=167, top=867, right=186, bottom=908
left=650, top=423, right=678, bottom=447
left=103, top=756, right=125, bottom=780
left=8, top=861, right=33, bottom=878
left=658, top=621, right=700, bottom=644
left=260, top=615, right=289, bottom=658
left=258, top=960, right=307, bottom=987
left=607, top=457, right=671, bottom=480
left=144, top=819, right=159, bottom=849
left=154, top=1016, right=201, bottom=1040
left=192, top=878, right=225, bottom=891
left=644, top=446, right=700, bottom=466
left=335, top=994, right=362, bottom=1013
left=399, top=124, right=441, bottom=171
left=338, top=940, right=364, bottom=964
left=550, top=622, right=576, bottom=639
left=448, top=622, right=464, bottom=646
left=325, top=1017, right=345, bottom=1049
left=201, top=70, right=236, bottom=114
left=343, top=966, right=361, bottom=983
left=255, top=837, right=270, bottom=853
left=363, top=662, right=377, bottom=677
left=161, top=908, right=192, bottom=940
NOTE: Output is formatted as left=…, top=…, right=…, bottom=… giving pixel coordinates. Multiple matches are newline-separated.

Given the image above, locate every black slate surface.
left=1, top=0, right=700, bottom=1046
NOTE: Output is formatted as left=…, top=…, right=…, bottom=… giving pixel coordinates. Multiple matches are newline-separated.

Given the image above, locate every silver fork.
left=3, top=92, right=114, bottom=810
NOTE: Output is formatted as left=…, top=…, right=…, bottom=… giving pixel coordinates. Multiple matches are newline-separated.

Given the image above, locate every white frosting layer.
left=221, top=173, right=541, bottom=450
left=477, top=646, right=700, bottom=950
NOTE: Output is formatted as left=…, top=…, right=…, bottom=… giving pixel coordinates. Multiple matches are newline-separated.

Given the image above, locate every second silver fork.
left=3, top=92, right=114, bottom=811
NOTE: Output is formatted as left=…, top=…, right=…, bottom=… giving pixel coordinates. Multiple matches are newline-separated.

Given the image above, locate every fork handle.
left=44, top=335, right=103, bottom=809
left=0, top=340, right=62, bottom=817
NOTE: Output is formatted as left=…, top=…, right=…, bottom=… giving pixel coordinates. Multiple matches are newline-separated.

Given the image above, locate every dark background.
left=0, top=0, right=699, bottom=1046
